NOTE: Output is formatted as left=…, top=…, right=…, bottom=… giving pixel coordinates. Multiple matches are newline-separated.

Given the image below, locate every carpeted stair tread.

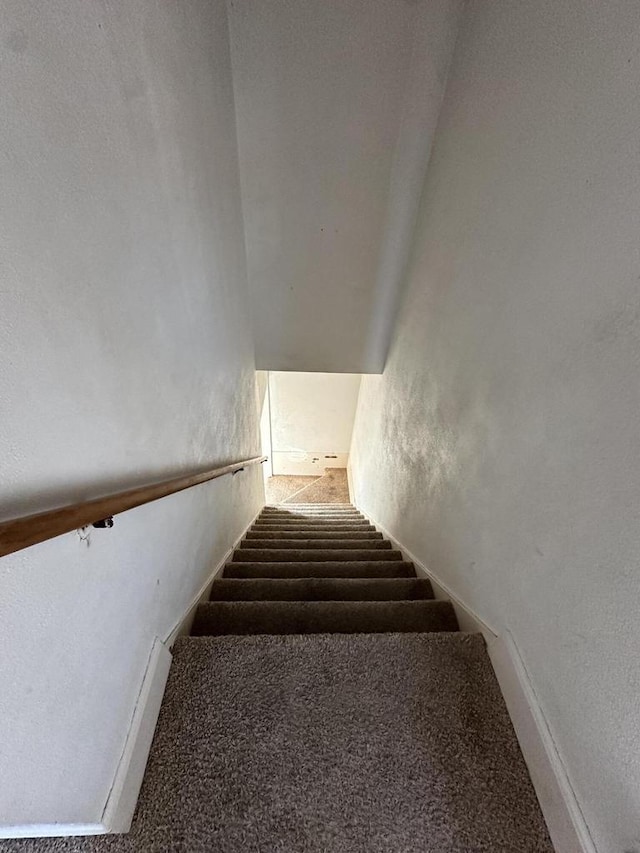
left=256, top=510, right=367, bottom=521
left=260, top=510, right=364, bottom=517
left=224, top=561, right=417, bottom=578
left=191, top=600, right=458, bottom=635
left=262, top=504, right=360, bottom=509
left=261, top=507, right=362, bottom=512
left=258, top=515, right=366, bottom=523
left=267, top=502, right=355, bottom=505
left=263, top=504, right=358, bottom=509
left=252, top=526, right=376, bottom=532
left=244, top=530, right=383, bottom=540
left=232, top=547, right=403, bottom=562
left=209, top=577, right=435, bottom=601
left=251, top=519, right=375, bottom=530
left=159, top=633, right=552, bottom=853
left=260, top=511, right=363, bottom=516
left=5, top=634, right=553, bottom=852
left=241, top=538, right=392, bottom=550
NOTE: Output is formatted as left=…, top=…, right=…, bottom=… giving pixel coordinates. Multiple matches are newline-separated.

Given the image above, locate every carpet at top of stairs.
left=263, top=474, right=319, bottom=505
left=282, top=468, right=350, bottom=504
left=265, top=468, right=350, bottom=505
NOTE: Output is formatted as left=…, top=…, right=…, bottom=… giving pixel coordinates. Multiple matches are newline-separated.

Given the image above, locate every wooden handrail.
left=0, top=455, right=267, bottom=558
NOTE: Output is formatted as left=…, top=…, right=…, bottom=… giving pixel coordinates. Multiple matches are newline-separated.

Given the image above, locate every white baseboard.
left=488, top=631, right=596, bottom=853
left=271, top=451, right=349, bottom=476
left=100, top=505, right=265, bottom=834
left=2, top=506, right=265, bottom=840
left=0, top=638, right=172, bottom=840
left=357, top=507, right=596, bottom=853
left=0, top=822, right=106, bottom=839
left=364, top=513, right=498, bottom=637
left=101, top=637, right=172, bottom=833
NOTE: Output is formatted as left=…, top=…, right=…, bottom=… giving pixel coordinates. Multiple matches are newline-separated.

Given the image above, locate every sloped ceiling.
left=228, top=0, right=464, bottom=373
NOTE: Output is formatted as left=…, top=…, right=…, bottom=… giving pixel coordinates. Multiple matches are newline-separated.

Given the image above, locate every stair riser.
left=259, top=515, right=365, bottom=522
left=252, top=527, right=378, bottom=539
left=224, top=562, right=415, bottom=579
left=263, top=503, right=359, bottom=508
left=260, top=509, right=363, bottom=515
left=232, top=548, right=403, bottom=562
left=265, top=501, right=356, bottom=509
left=192, top=600, right=458, bottom=635
left=261, top=507, right=361, bottom=512
left=242, top=539, right=391, bottom=550
left=209, top=578, right=434, bottom=601
left=244, top=531, right=382, bottom=540
left=256, top=515, right=364, bottom=524
left=261, top=509, right=364, bottom=518
left=252, top=522, right=375, bottom=530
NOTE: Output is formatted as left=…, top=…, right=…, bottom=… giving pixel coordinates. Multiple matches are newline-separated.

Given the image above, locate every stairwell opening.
left=256, top=370, right=362, bottom=505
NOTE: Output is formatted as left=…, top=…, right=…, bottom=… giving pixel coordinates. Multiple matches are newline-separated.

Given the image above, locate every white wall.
left=256, top=370, right=273, bottom=480
left=349, top=3, right=640, bottom=851
left=228, top=0, right=464, bottom=373
left=269, top=372, right=361, bottom=475
left=0, top=0, right=263, bottom=832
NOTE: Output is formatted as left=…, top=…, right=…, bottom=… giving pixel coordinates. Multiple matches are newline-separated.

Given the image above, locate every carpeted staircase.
left=192, top=504, right=458, bottom=636
left=3, top=503, right=554, bottom=853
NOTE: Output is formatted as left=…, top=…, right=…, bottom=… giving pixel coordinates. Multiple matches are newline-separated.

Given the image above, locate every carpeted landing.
left=265, top=468, right=350, bottom=505
left=2, top=505, right=554, bottom=853
left=282, top=468, right=350, bottom=504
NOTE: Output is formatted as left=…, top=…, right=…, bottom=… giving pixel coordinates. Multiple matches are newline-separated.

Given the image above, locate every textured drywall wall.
left=270, top=373, right=362, bottom=453
left=0, top=0, right=263, bottom=830
left=269, top=372, right=361, bottom=475
left=228, top=0, right=464, bottom=373
left=350, top=2, right=640, bottom=851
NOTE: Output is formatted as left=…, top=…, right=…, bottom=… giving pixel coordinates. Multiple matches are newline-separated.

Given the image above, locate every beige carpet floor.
left=281, top=468, right=350, bottom=504
left=265, top=469, right=350, bottom=506
left=264, top=475, right=319, bottom=504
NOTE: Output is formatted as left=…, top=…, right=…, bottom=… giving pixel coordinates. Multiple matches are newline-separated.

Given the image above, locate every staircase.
left=6, top=503, right=554, bottom=852
left=192, top=503, right=459, bottom=636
